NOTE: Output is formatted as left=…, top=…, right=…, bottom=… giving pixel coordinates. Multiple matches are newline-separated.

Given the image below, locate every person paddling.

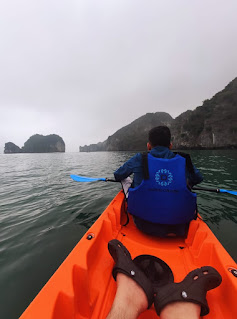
left=114, top=126, right=203, bottom=237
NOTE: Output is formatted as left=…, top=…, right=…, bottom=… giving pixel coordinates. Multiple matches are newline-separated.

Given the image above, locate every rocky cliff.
left=172, top=78, right=237, bottom=149
left=4, top=134, right=65, bottom=153
left=80, top=112, right=173, bottom=152
left=80, top=78, right=237, bottom=151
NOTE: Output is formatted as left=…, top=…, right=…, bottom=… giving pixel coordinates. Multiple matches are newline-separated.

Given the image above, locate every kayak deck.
left=20, top=191, right=237, bottom=319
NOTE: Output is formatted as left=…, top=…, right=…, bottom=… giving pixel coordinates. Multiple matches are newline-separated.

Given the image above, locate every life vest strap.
left=173, top=152, right=195, bottom=174
left=142, top=152, right=149, bottom=180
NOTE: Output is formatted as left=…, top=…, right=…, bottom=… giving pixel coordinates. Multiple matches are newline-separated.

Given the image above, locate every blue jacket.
left=114, top=146, right=203, bottom=187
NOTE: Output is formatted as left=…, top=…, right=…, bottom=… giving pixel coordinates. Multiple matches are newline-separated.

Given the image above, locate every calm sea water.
left=0, top=151, right=236, bottom=318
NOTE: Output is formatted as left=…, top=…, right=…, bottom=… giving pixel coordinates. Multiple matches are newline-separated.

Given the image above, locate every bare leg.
left=160, top=301, right=201, bottom=319
left=106, top=274, right=201, bottom=319
left=106, top=273, right=148, bottom=319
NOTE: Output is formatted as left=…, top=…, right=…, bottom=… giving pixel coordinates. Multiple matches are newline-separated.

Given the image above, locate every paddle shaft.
left=107, top=182, right=230, bottom=195
left=192, top=186, right=220, bottom=193
left=71, top=175, right=236, bottom=195
left=106, top=181, right=236, bottom=196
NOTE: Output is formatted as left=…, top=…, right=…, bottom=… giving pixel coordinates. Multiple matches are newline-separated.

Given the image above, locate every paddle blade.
left=70, top=175, right=106, bottom=182
left=219, top=189, right=237, bottom=196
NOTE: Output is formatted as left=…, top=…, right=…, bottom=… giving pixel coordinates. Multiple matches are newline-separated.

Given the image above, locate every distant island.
left=4, top=134, right=65, bottom=154
left=80, top=77, right=237, bottom=151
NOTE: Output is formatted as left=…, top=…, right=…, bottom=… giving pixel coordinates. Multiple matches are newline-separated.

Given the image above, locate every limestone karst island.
left=4, top=134, right=65, bottom=153
left=80, top=77, right=237, bottom=152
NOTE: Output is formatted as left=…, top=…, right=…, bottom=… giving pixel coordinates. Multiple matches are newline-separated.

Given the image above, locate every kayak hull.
left=20, top=191, right=237, bottom=318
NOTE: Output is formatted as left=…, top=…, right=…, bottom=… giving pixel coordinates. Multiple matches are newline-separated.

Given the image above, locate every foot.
left=154, top=266, right=222, bottom=316
left=108, top=239, right=154, bottom=308
left=106, top=273, right=148, bottom=319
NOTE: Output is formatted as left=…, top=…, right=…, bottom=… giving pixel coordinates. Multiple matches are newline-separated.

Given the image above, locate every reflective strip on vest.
left=127, top=154, right=197, bottom=224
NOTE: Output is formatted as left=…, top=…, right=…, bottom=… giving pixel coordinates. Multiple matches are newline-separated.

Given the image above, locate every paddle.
left=192, top=186, right=237, bottom=196
left=70, top=175, right=237, bottom=196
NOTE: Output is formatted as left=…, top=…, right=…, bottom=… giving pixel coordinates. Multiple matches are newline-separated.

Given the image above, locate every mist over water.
left=0, top=150, right=236, bottom=319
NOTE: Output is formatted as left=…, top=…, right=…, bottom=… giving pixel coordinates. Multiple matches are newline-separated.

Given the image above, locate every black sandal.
left=108, top=239, right=174, bottom=308
left=154, top=266, right=222, bottom=316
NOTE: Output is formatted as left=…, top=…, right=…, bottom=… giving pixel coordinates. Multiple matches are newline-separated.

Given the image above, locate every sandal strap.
left=154, top=266, right=222, bottom=316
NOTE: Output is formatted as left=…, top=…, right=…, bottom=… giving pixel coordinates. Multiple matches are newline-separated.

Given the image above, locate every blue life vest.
left=127, top=154, right=197, bottom=224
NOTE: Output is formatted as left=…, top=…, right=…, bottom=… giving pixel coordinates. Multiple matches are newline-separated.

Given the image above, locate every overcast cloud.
left=0, top=0, right=237, bottom=152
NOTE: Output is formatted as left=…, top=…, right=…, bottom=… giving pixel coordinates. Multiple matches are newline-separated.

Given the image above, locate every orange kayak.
left=20, top=191, right=237, bottom=319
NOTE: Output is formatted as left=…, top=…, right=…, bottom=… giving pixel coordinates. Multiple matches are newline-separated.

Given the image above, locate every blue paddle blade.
left=70, top=175, right=106, bottom=182
left=219, top=189, right=237, bottom=196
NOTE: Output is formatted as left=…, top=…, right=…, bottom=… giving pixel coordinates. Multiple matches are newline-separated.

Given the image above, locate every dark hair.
left=148, top=126, right=171, bottom=147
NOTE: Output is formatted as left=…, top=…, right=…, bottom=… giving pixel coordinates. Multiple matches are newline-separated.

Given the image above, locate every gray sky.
left=1, top=0, right=237, bottom=152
